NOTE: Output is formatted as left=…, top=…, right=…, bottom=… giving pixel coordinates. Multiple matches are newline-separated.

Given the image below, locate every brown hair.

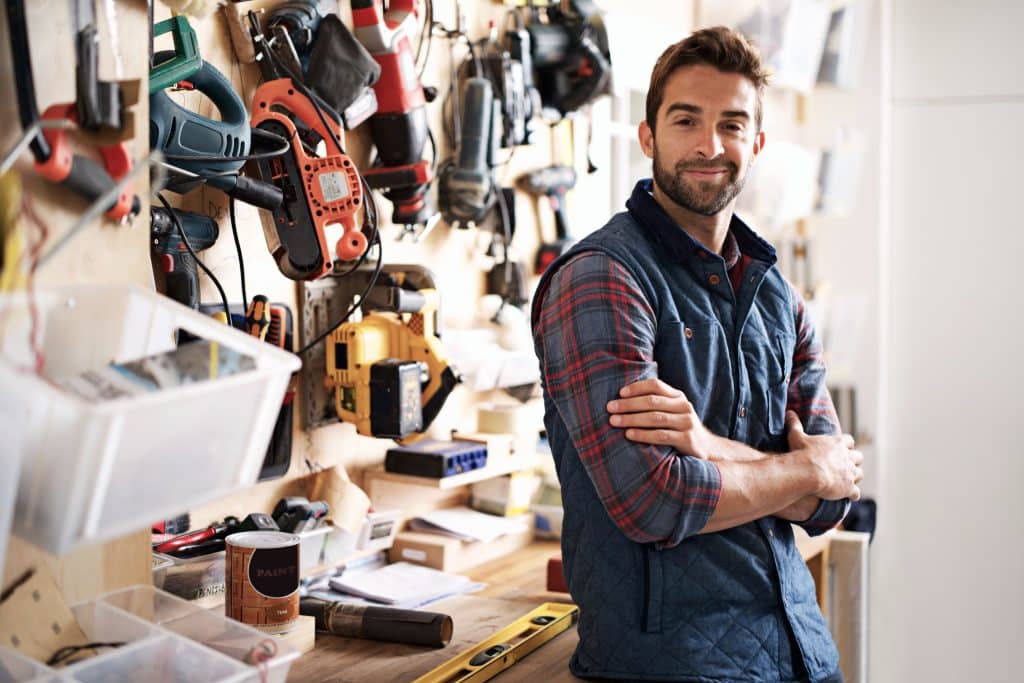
left=645, top=26, right=770, bottom=134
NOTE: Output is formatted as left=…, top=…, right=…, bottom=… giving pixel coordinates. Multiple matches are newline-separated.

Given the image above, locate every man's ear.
left=751, top=130, right=766, bottom=163
left=638, top=120, right=655, bottom=159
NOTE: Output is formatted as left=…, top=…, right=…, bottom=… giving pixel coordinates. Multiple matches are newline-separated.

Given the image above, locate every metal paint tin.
left=225, top=531, right=300, bottom=633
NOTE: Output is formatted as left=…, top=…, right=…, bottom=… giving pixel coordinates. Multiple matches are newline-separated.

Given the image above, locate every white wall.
left=874, top=1, right=1024, bottom=681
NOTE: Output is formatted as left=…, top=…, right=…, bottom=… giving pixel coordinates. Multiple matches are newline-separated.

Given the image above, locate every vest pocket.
left=642, top=544, right=662, bottom=633
left=655, top=320, right=723, bottom=415
left=766, top=332, right=796, bottom=435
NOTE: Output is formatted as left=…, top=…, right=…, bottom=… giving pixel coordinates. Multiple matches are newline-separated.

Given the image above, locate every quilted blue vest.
left=534, top=182, right=839, bottom=682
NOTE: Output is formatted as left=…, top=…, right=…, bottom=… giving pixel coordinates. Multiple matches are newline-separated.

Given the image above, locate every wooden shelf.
left=363, top=454, right=542, bottom=490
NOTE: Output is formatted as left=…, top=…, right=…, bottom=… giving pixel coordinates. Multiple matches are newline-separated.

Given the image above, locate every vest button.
left=739, top=406, right=747, bottom=418
left=684, top=327, right=693, bottom=339
left=709, top=274, right=721, bottom=286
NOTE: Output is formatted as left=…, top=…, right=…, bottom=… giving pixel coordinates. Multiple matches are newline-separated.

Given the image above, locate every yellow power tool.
left=325, top=268, right=460, bottom=442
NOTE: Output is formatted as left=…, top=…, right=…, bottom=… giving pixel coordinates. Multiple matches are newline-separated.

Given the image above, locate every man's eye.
left=674, top=118, right=694, bottom=126
left=722, top=122, right=743, bottom=132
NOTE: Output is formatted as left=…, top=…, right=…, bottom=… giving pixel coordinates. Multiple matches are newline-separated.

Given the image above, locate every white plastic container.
left=0, top=585, right=298, bottom=683
left=0, top=644, right=52, bottom=682
left=0, top=423, right=20, bottom=578
left=98, top=585, right=299, bottom=683
left=298, top=525, right=332, bottom=573
left=0, top=284, right=300, bottom=555
left=151, top=552, right=175, bottom=591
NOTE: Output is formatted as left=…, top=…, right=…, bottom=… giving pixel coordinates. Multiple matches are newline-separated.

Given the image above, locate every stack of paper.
left=409, top=506, right=530, bottom=543
left=327, top=562, right=481, bottom=608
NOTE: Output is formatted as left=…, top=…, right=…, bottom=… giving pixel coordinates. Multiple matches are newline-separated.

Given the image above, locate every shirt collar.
left=625, top=179, right=777, bottom=267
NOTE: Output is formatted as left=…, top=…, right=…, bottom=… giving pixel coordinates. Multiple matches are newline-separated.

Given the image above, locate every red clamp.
left=33, top=103, right=135, bottom=221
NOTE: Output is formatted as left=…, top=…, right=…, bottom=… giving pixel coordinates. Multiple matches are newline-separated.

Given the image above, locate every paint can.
left=225, top=531, right=300, bottom=633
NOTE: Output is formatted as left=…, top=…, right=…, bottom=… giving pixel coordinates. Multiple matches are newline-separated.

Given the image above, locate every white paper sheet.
left=409, top=507, right=530, bottom=543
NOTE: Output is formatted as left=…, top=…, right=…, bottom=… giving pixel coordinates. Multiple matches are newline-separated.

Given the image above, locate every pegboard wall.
left=0, top=0, right=628, bottom=556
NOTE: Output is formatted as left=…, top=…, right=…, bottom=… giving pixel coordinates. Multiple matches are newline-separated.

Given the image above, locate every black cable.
left=156, top=193, right=231, bottom=320
left=163, top=128, right=292, bottom=163
left=427, top=127, right=438, bottom=173
left=297, top=236, right=383, bottom=356
left=334, top=177, right=379, bottom=278
left=263, top=48, right=346, bottom=157
left=229, top=196, right=247, bottom=307
left=494, top=179, right=512, bottom=266
left=415, top=0, right=434, bottom=79
left=300, top=175, right=382, bottom=350
left=47, top=642, right=125, bottom=667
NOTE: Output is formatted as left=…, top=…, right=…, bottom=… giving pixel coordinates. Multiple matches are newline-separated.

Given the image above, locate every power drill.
left=351, top=0, right=435, bottom=227
left=517, top=165, right=578, bottom=275
left=150, top=206, right=219, bottom=309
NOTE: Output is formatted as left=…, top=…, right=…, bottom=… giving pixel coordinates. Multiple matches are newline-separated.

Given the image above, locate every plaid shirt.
left=534, top=230, right=845, bottom=547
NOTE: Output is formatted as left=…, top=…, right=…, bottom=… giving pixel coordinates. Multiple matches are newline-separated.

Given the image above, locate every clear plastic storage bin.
left=0, top=585, right=298, bottom=683
left=0, top=284, right=300, bottom=555
left=0, top=425, right=20, bottom=578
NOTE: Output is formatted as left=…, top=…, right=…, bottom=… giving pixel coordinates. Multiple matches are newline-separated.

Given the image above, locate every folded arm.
left=533, top=253, right=858, bottom=546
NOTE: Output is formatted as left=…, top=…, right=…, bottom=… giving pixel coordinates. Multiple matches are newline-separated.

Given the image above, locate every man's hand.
left=785, top=411, right=864, bottom=501
left=606, top=379, right=716, bottom=459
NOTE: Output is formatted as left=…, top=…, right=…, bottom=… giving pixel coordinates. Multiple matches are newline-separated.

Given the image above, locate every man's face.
left=639, top=64, right=764, bottom=217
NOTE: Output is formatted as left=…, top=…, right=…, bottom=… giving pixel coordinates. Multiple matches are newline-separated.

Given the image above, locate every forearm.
left=706, top=434, right=771, bottom=463
left=699, top=452, right=819, bottom=534
left=705, top=435, right=821, bottom=523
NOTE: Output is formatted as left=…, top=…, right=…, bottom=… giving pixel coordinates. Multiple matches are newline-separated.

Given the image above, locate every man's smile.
left=683, top=168, right=729, bottom=179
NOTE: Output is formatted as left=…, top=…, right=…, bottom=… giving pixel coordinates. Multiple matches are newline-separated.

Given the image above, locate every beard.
left=652, top=147, right=746, bottom=217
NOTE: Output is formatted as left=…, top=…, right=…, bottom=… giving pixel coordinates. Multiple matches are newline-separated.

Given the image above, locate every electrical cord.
left=415, top=0, right=434, bottom=79
left=263, top=48, right=346, bottom=157
left=494, top=178, right=512, bottom=272
left=334, top=175, right=380, bottom=279
left=297, top=236, right=383, bottom=356
left=229, top=196, right=247, bottom=307
left=156, top=192, right=231, bottom=320
left=163, top=128, right=292, bottom=163
left=47, top=642, right=125, bottom=667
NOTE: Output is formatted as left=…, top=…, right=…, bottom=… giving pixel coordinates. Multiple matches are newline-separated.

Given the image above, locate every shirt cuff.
left=799, top=498, right=851, bottom=537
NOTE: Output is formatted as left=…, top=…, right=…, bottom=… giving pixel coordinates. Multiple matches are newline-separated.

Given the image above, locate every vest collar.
left=625, top=179, right=777, bottom=268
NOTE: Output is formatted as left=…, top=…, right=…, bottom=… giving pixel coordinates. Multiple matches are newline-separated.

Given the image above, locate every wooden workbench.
left=287, top=533, right=832, bottom=682
left=288, top=541, right=575, bottom=682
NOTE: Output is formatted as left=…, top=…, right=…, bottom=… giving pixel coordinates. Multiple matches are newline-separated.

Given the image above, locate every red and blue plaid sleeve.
left=533, top=252, right=722, bottom=547
left=785, top=280, right=851, bottom=535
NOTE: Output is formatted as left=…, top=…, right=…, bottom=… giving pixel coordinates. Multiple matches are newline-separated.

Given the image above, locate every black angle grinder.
left=439, top=77, right=499, bottom=228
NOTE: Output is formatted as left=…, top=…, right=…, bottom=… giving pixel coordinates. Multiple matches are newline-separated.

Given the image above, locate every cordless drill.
left=150, top=206, right=219, bottom=309
left=351, top=0, right=435, bottom=226
left=518, top=165, right=578, bottom=274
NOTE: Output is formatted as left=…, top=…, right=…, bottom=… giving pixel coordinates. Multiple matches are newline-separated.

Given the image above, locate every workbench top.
left=289, top=531, right=832, bottom=682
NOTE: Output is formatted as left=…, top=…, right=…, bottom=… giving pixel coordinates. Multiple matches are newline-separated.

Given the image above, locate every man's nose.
left=694, top=128, right=724, bottom=159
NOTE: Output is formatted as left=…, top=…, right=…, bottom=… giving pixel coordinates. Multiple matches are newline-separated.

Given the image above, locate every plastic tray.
left=0, top=585, right=298, bottom=682
left=0, top=423, right=20, bottom=579
left=151, top=552, right=175, bottom=591
left=0, top=284, right=300, bottom=555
